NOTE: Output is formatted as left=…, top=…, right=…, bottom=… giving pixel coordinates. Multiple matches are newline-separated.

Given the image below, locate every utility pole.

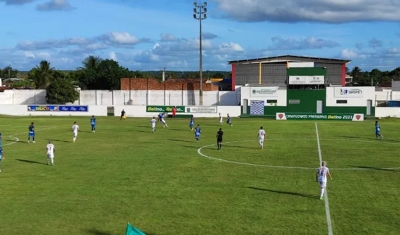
left=193, top=2, right=207, bottom=105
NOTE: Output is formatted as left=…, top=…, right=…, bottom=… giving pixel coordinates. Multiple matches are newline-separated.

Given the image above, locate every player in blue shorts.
left=189, top=116, right=195, bottom=131
left=194, top=124, right=201, bottom=142
left=90, top=115, right=96, bottom=133
left=375, top=121, right=383, bottom=139
left=226, top=114, right=232, bottom=126
left=0, top=146, right=4, bottom=173
left=28, top=122, right=35, bottom=143
left=158, top=112, right=164, bottom=122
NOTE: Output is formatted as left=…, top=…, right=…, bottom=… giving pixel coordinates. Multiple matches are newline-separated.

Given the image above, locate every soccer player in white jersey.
left=257, top=126, right=266, bottom=149
left=46, top=141, right=55, bottom=166
left=316, top=161, right=332, bottom=200
left=161, top=115, right=168, bottom=128
left=71, top=121, right=79, bottom=143
left=219, top=113, right=223, bottom=125
left=151, top=117, right=157, bottom=132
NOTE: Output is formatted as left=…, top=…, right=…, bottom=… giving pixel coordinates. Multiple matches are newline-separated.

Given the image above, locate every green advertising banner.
left=146, top=106, right=185, bottom=113
left=276, top=113, right=364, bottom=121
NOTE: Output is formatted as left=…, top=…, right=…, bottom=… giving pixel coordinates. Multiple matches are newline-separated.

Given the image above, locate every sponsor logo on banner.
left=146, top=106, right=185, bottom=113
left=276, top=113, right=287, bottom=120
left=352, top=113, right=364, bottom=121
left=186, top=106, right=217, bottom=113
left=27, top=105, right=58, bottom=111
left=334, top=87, right=363, bottom=98
left=58, top=106, right=89, bottom=112
left=288, top=76, right=324, bottom=85
left=250, top=87, right=278, bottom=97
left=276, top=113, right=364, bottom=121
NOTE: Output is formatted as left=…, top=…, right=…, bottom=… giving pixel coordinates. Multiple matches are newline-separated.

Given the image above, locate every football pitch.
left=0, top=116, right=399, bottom=235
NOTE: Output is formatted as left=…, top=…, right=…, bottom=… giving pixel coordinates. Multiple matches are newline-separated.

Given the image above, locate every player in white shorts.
left=316, top=161, right=332, bottom=200
left=257, top=126, right=266, bottom=149
left=72, top=121, right=79, bottom=143
left=161, top=116, right=168, bottom=128
left=219, top=113, right=223, bottom=125
left=46, top=141, right=55, bottom=166
left=151, top=117, right=157, bottom=132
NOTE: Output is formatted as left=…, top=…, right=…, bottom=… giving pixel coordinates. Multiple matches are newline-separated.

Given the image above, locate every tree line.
left=348, top=66, right=400, bottom=86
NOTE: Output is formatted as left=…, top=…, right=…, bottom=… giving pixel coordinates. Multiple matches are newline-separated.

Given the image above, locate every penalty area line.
left=315, top=122, right=333, bottom=235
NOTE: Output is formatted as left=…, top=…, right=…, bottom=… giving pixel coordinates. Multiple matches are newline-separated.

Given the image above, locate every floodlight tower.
left=193, top=2, right=207, bottom=105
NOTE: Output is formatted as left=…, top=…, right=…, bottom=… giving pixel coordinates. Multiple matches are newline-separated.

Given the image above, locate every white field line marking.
left=315, top=122, right=333, bottom=235
left=196, top=140, right=400, bottom=171
left=2, top=126, right=58, bottom=147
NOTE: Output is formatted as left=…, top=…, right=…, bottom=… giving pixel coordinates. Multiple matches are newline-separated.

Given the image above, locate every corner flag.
left=125, top=223, right=146, bottom=235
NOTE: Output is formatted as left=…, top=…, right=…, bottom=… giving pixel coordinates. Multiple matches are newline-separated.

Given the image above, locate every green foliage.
left=1, top=65, right=18, bottom=78
left=350, top=66, right=400, bottom=86
left=45, top=78, right=79, bottom=104
left=28, top=60, right=55, bottom=89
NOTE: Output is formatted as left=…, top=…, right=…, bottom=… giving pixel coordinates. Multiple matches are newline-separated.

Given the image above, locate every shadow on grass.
left=338, top=136, right=360, bottom=139
left=350, top=165, right=399, bottom=171
left=16, top=159, right=47, bottom=165
left=247, top=187, right=319, bottom=199
left=51, top=139, right=71, bottom=143
left=224, top=145, right=255, bottom=150
left=85, top=229, right=113, bottom=235
left=168, top=139, right=193, bottom=143
left=4, top=139, right=28, bottom=144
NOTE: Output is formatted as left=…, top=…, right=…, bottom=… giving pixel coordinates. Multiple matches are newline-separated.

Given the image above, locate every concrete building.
left=227, top=55, right=350, bottom=90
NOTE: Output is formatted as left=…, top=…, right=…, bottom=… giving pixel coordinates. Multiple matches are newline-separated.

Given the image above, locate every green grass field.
left=0, top=116, right=399, bottom=235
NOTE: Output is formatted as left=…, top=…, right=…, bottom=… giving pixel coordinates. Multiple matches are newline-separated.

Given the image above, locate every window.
left=267, top=100, right=277, bottom=104
left=336, top=100, right=347, bottom=104
left=289, top=99, right=300, bottom=104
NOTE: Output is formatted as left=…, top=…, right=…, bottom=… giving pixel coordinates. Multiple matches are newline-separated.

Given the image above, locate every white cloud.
left=36, top=0, right=75, bottom=11
left=340, top=49, right=360, bottom=59
left=109, top=51, right=118, bottom=61
left=106, top=32, right=139, bottom=44
left=268, top=36, right=340, bottom=50
left=160, top=33, right=179, bottom=42
left=214, top=0, right=400, bottom=23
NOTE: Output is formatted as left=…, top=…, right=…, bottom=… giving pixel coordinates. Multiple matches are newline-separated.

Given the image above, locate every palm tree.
left=79, top=55, right=102, bottom=71
left=29, top=60, right=55, bottom=89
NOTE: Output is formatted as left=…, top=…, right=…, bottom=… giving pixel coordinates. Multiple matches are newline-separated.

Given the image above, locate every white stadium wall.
left=113, top=105, right=242, bottom=118
left=240, top=86, right=287, bottom=106
left=325, top=87, right=376, bottom=107
left=0, top=89, right=241, bottom=106
left=375, top=107, right=400, bottom=118
left=0, top=105, right=108, bottom=116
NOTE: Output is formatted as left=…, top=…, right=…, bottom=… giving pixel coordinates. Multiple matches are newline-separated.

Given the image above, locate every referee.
left=216, top=128, right=223, bottom=150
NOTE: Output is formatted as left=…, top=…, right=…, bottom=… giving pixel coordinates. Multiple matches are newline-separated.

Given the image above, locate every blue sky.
left=0, top=0, right=399, bottom=71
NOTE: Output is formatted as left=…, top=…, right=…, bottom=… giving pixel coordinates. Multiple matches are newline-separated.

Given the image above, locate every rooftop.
left=228, top=55, right=350, bottom=64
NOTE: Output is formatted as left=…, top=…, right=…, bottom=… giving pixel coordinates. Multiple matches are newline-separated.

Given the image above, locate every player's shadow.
left=169, top=139, right=193, bottom=143
left=85, top=229, right=113, bottom=235
left=51, top=139, right=71, bottom=143
left=4, top=139, right=27, bottom=144
left=15, top=159, right=47, bottom=165
left=224, top=145, right=255, bottom=150
left=350, top=165, right=399, bottom=171
left=85, top=228, right=159, bottom=235
left=247, top=187, right=319, bottom=199
left=338, top=136, right=360, bottom=139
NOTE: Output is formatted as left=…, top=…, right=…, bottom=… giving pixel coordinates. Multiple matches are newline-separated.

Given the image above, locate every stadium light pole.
left=193, top=2, right=207, bottom=106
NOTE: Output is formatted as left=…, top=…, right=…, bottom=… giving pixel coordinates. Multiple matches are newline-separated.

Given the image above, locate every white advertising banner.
left=250, top=87, right=278, bottom=97
left=186, top=106, right=217, bottom=113
left=334, top=87, right=364, bottom=98
left=289, top=76, right=324, bottom=85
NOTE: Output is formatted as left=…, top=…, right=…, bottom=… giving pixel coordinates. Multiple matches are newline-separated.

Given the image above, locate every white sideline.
left=315, top=122, right=333, bottom=235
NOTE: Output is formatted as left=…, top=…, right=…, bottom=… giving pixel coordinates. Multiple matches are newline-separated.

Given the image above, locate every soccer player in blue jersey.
left=28, top=122, right=35, bottom=143
left=158, top=112, right=163, bottom=122
left=0, top=146, right=3, bottom=172
left=226, top=114, right=232, bottom=126
left=194, top=124, right=201, bottom=142
left=375, top=121, right=383, bottom=139
left=189, top=115, right=195, bottom=131
left=90, top=115, right=96, bottom=133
